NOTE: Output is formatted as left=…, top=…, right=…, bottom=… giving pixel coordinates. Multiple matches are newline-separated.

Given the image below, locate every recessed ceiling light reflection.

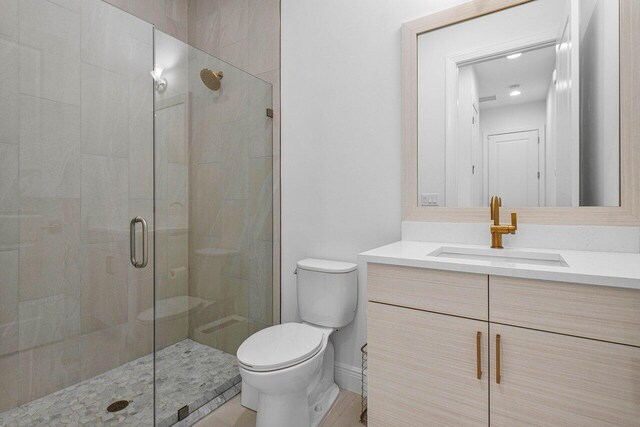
left=507, top=52, right=522, bottom=59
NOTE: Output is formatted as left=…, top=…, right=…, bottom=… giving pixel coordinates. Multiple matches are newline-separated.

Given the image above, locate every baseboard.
left=334, top=362, right=363, bottom=394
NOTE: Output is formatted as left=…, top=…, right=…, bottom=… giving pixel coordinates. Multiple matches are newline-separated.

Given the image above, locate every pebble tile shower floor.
left=0, top=340, right=240, bottom=427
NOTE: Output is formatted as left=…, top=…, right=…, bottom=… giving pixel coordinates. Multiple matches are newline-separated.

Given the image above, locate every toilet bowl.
left=238, top=323, right=339, bottom=427
left=236, top=259, right=358, bottom=427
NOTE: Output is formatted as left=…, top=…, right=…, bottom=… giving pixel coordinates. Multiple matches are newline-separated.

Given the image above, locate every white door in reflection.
left=488, top=130, right=540, bottom=207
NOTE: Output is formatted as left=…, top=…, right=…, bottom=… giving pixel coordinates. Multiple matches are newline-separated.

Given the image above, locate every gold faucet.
left=490, top=196, right=517, bottom=249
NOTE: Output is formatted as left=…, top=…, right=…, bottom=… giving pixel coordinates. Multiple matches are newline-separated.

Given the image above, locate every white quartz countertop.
left=359, top=241, right=640, bottom=290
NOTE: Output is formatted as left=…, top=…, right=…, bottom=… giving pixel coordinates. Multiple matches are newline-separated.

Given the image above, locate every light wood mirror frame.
left=402, top=0, right=640, bottom=226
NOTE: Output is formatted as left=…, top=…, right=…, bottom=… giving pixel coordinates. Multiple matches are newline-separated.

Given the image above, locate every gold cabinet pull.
left=496, top=334, right=501, bottom=384
left=476, top=331, right=482, bottom=379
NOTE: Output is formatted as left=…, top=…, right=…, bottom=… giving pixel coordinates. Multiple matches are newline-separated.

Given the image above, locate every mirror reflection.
left=417, top=0, right=620, bottom=208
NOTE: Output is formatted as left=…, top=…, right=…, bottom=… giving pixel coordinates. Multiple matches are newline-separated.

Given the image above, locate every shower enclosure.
left=0, top=1, right=273, bottom=425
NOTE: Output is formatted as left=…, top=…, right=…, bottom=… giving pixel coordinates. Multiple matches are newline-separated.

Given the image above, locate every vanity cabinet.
left=490, top=324, right=640, bottom=426
left=368, top=302, right=489, bottom=426
left=367, top=264, right=640, bottom=426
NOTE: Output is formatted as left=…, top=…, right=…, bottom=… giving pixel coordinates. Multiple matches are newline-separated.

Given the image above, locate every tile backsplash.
left=403, top=221, right=640, bottom=253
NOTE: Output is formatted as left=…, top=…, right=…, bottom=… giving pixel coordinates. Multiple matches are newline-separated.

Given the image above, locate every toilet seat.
left=237, top=323, right=324, bottom=372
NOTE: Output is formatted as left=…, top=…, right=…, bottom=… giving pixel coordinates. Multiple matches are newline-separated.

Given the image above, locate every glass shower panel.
left=154, top=30, right=273, bottom=424
left=0, top=0, right=154, bottom=425
left=153, top=30, right=195, bottom=426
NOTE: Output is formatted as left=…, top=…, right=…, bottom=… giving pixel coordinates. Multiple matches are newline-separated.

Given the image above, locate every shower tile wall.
left=104, top=0, right=189, bottom=43
left=0, top=0, right=154, bottom=413
left=186, top=49, right=273, bottom=356
left=187, top=0, right=281, bottom=324
left=154, top=30, right=191, bottom=351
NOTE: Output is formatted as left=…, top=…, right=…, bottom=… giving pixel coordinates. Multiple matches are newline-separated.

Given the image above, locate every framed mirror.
left=402, top=0, right=640, bottom=225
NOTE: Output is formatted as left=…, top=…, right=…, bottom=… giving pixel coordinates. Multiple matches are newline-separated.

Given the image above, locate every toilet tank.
left=296, top=259, right=358, bottom=329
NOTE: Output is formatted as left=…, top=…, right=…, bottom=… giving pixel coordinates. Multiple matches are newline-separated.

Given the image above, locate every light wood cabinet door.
left=490, top=323, right=640, bottom=426
left=368, top=302, right=489, bottom=426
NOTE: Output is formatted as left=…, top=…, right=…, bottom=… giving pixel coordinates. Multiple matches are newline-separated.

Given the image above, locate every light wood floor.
left=195, top=390, right=363, bottom=427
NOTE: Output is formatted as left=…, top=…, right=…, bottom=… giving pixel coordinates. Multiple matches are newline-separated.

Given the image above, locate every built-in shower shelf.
left=194, top=248, right=239, bottom=257
left=137, top=296, right=204, bottom=324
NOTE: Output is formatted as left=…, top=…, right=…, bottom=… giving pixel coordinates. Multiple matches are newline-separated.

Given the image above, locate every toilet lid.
left=237, top=323, right=324, bottom=371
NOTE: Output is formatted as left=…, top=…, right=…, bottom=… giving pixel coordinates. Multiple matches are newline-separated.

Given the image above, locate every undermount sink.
left=428, top=246, right=569, bottom=267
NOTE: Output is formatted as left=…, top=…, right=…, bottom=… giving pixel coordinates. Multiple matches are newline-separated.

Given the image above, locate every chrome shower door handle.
left=139, top=216, right=148, bottom=268
left=130, top=216, right=149, bottom=268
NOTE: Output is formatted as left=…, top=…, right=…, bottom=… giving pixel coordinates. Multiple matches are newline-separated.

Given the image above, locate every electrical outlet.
left=420, top=193, right=439, bottom=206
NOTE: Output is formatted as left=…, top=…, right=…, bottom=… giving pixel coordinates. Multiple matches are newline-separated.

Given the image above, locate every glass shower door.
left=153, top=29, right=274, bottom=425
left=0, top=0, right=155, bottom=425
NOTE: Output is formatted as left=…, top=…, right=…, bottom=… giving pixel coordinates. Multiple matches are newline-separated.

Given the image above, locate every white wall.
left=456, top=66, right=480, bottom=207
left=546, top=81, right=558, bottom=206
left=281, top=0, right=470, bottom=390
left=555, top=0, right=579, bottom=207
left=480, top=101, right=547, bottom=137
left=579, top=0, right=619, bottom=206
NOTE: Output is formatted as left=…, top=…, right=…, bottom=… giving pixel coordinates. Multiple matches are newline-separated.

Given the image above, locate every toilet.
left=237, top=258, right=358, bottom=427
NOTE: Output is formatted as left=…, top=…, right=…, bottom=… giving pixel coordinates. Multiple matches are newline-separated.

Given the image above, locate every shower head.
left=200, top=68, right=224, bottom=91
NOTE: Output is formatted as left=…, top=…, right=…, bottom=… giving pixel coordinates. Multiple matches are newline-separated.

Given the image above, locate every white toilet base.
left=246, top=381, right=340, bottom=427
left=240, top=380, right=259, bottom=411
left=255, top=390, right=311, bottom=427
left=240, top=333, right=342, bottom=427
left=309, top=382, right=340, bottom=427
